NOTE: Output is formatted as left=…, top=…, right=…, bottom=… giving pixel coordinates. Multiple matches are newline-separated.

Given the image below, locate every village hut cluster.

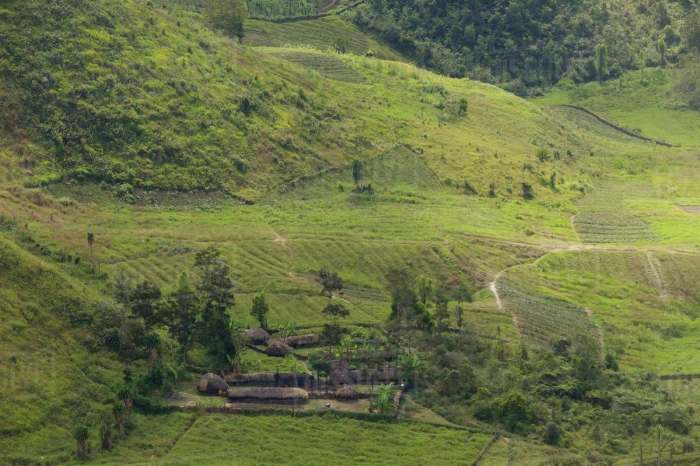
left=196, top=328, right=404, bottom=412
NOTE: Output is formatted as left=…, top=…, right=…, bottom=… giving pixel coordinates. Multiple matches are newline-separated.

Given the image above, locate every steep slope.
left=353, top=0, right=688, bottom=91
left=0, top=232, right=121, bottom=464
left=0, top=0, right=656, bottom=201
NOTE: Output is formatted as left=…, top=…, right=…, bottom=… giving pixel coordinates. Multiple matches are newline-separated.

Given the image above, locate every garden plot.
left=573, top=211, right=657, bottom=244
left=273, top=50, right=367, bottom=83
left=679, top=205, right=700, bottom=215
left=497, top=279, right=603, bottom=354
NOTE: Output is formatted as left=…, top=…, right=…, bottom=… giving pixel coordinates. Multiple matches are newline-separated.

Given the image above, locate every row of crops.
left=247, top=0, right=322, bottom=19
left=272, top=50, right=366, bottom=82
left=573, top=211, right=657, bottom=244
left=497, top=278, right=603, bottom=354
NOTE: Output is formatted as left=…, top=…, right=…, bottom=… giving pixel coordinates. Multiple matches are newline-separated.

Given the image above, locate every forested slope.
left=353, top=0, right=691, bottom=92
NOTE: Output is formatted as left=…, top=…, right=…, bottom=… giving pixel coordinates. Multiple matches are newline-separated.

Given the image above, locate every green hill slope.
left=353, top=0, right=689, bottom=92
left=0, top=0, right=659, bottom=200
left=3, top=1, right=700, bottom=464
left=0, top=232, right=121, bottom=464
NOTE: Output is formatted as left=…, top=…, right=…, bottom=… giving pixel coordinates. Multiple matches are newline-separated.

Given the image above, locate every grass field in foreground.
left=85, top=413, right=492, bottom=465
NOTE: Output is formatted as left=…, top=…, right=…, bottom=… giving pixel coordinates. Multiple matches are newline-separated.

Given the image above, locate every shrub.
left=544, top=421, right=562, bottom=445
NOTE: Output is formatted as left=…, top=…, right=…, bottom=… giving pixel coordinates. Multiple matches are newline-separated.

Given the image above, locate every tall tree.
left=351, top=160, right=364, bottom=188
left=684, top=10, right=700, bottom=52
left=195, top=247, right=236, bottom=368
left=206, top=0, right=247, bottom=41
left=318, top=268, right=343, bottom=297
left=164, top=273, right=199, bottom=363
left=658, top=37, right=667, bottom=66
left=250, top=293, right=270, bottom=330
left=595, top=42, right=608, bottom=82
left=130, top=281, right=162, bottom=329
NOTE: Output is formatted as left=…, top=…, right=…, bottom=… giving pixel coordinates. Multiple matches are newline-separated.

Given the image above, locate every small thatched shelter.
left=266, top=339, right=294, bottom=357
left=226, top=387, right=309, bottom=404
left=226, top=372, right=314, bottom=387
left=335, top=385, right=359, bottom=400
left=285, top=334, right=320, bottom=348
left=244, top=328, right=270, bottom=345
left=197, top=373, right=228, bottom=395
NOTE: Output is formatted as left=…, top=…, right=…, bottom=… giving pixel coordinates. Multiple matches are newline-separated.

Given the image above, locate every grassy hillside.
left=0, top=232, right=122, bottom=464
left=2, top=0, right=700, bottom=464
left=0, top=0, right=661, bottom=199
left=246, top=15, right=403, bottom=60
left=83, top=413, right=492, bottom=465
left=535, top=67, right=700, bottom=147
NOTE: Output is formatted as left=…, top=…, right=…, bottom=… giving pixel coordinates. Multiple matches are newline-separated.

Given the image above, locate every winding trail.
left=551, top=104, right=675, bottom=147
left=482, top=234, right=695, bottom=352
left=645, top=250, right=669, bottom=300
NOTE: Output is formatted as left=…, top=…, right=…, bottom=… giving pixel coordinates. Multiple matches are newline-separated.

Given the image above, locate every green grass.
left=502, top=249, right=700, bottom=374
left=535, top=68, right=700, bottom=148
left=0, top=235, right=122, bottom=465
left=269, top=49, right=368, bottom=83
left=573, top=211, right=657, bottom=244
left=4, top=0, right=700, bottom=462
left=246, top=15, right=403, bottom=60
left=86, top=413, right=492, bottom=465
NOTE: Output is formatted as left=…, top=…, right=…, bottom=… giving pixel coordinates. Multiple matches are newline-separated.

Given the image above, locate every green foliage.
left=73, top=424, right=91, bottom=460
left=355, top=0, right=684, bottom=90
left=318, top=268, right=343, bottom=297
left=595, top=42, right=609, bottom=82
left=322, top=302, right=350, bottom=320
left=373, top=384, right=394, bottom=413
left=163, top=273, right=199, bottom=362
left=250, top=293, right=270, bottom=329
left=247, top=0, right=319, bottom=20
left=683, top=9, right=700, bottom=51
left=387, top=269, right=433, bottom=331
left=351, top=159, right=363, bottom=187
left=675, top=55, right=700, bottom=109
left=194, top=247, right=237, bottom=369
left=545, top=421, right=562, bottom=445
left=206, top=0, right=247, bottom=40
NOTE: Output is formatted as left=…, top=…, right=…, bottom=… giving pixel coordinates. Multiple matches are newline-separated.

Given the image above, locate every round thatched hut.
left=335, top=384, right=359, bottom=400
left=226, top=387, right=309, bottom=404
left=197, top=373, right=228, bottom=395
left=266, top=339, right=294, bottom=357
left=244, top=328, right=270, bottom=345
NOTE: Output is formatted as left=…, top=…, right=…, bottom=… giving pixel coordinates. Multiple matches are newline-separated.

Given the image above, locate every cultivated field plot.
left=279, top=145, right=442, bottom=196
left=573, top=211, right=657, bottom=243
left=246, top=16, right=402, bottom=60
left=502, top=250, right=700, bottom=374
left=497, top=279, right=602, bottom=353
left=89, top=413, right=492, bottom=465
left=271, top=50, right=367, bottom=83
left=679, top=205, right=700, bottom=215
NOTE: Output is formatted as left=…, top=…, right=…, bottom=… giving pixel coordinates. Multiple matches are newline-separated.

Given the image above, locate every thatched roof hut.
left=335, top=385, right=359, bottom=400
left=244, top=328, right=270, bottom=345
left=197, top=373, right=228, bottom=395
left=226, top=387, right=309, bottom=404
left=266, top=339, right=294, bottom=357
left=226, top=372, right=314, bottom=387
left=285, top=334, right=320, bottom=348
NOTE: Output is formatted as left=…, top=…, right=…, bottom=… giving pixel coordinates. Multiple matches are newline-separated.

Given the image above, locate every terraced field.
left=87, top=413, right=492, bottom=465
left=269, top=49, right=367, bottom=82
left=496, top=278, right=602, bottom=353
left=573, top=211, right=657, bottom=244
left=247, top=16, right=402, bottom=60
